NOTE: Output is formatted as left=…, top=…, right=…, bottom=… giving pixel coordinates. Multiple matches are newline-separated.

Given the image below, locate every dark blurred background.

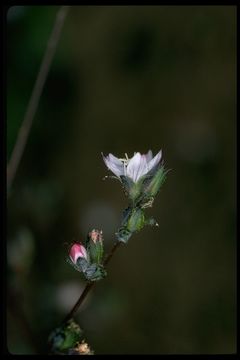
left=7, top=5, right=236, bottom=354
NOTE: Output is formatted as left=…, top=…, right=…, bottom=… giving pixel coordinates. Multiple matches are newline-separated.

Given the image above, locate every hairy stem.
left=7, top=6, right=69, bottom=190
left=62, top=241, right=122, bottom=324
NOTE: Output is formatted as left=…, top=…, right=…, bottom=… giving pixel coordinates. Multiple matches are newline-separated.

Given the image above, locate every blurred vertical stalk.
left=7, top=6, right=69, bottom=354
left=7, top=6, right=70, bottom=190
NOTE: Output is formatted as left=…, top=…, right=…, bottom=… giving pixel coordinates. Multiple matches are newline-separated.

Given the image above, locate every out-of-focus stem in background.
left=7, top=6, right=69, bottom=191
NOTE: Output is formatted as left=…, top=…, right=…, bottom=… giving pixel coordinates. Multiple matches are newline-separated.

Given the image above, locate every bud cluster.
left=68, top=229, right=106, bottom=281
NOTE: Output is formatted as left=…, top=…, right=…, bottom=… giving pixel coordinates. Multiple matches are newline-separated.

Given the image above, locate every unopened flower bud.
left=116, top=207, right=145, bottom=243
left=69, top=243, right=88, bottom=264
left=143, top=166, right=167, bottom=199
left=87, top=229, right=104, bottom=264
left=88, top=229, right=103, bottom=244
left=126, top=208, right=145, bottom=232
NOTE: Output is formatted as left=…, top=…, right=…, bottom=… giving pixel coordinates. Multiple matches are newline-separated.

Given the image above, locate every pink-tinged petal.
left=102, top=153, right=124, bottom=177
left=108, top=153, right=123, bottom=167
left=136, top=155, right=149, bottom=180
left=80, top=245, right=88, bottom=259
left=126, top=152, right=141, bottom=182
left=69, top=243, right=87, bottom=264
left=126, top=152, right=147, bottom=182
left=147, top=150, right=162, bottom=172
left=145, top=150, right=153, bottom=162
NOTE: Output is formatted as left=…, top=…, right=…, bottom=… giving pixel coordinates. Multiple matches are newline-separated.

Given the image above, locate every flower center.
left=119, top=153, right=130, bottom=175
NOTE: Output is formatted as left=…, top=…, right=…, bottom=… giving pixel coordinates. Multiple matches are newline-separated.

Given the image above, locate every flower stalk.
left=49, top=150, right=168, bottom=354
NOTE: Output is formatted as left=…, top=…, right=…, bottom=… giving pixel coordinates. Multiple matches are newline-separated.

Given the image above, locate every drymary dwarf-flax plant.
left=48, top=150, right=168, bottom=355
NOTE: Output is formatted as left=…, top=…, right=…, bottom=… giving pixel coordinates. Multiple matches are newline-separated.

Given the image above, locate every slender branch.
left=7, top=6, right=69, bottom=190
left=103, top=240, right=122, bottom=266
left=62, top=241, right=122, bottom=324
left=62, top=282, right=94, bottom=324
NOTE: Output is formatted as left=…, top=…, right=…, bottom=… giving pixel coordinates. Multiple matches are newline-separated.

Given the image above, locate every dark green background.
left=7, top=6, right=236, bottom=354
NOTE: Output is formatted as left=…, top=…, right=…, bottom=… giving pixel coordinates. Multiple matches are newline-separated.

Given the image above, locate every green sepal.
left=76, top=257, right=90, bottom=273
left=143, top=166, right=167, bottom=198
left=84, top=263, right=107, bottom=281
left=67, top=257, right=89, bottom=274
left=120, top=176, right=135, bottom=196
left=116, top=227, right=132, bottom=243
left=116, top=207, right=146, bottom=243
left=120, top=175, right=148, bottom=206
left=87, top=240, right=104, bottom=265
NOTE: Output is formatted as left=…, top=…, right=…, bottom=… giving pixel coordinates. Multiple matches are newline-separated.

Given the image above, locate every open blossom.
left=69, top=243, right=88, bottom=264
left=102, top=150, right=162, bottom=183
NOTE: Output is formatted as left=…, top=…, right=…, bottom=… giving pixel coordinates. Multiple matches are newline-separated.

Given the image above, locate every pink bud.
left=69, top=243, right=88, bottom=264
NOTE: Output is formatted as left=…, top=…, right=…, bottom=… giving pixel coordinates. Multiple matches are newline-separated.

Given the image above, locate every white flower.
left=102, top=150, right=162, bottom=183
